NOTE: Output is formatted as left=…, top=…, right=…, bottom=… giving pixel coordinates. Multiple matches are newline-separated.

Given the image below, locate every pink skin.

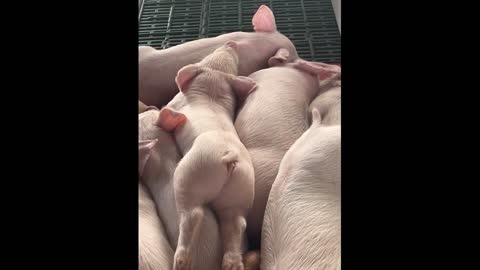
left=157, top=42, right=256, bottom=270
left=138, top=139, right=157, bottom=177
left=139, top=5, right=298, bottom=108
left=139, top=142, right=173, bottom=269
left=234, top=59, right=341, bottom=247
left=262, top=110, right=341, bottom=270
left=308, top=84, right=341, bottom=126
left=139, top=110, right=223, bottom=270
left=139, top=182, right=174, bottom=270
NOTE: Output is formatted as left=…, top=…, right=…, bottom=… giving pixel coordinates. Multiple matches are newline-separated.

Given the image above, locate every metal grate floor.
left=139, top=0, right=341, bottom=63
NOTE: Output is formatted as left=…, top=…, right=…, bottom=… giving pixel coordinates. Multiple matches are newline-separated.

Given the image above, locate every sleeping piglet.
left=139, top=140, right=173, bottom=270
left=156, top=41, right=256, bottom=270
left=139, top=110, right=223, bottom=270
left=308, top=81, right=341, bottom=126
left=139, top=181, right=174, bottom=270
left=234, top=59, right=341, bottom=247
left=139, top=5, right=298, bottom=108
left=262, top=109, right=341, bottom=270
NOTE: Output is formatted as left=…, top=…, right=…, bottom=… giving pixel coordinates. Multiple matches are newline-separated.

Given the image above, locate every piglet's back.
left=236, top=66, right=318, bottom=150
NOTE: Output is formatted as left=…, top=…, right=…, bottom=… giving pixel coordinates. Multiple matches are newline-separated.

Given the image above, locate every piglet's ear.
left=311, top=109, right=322, bottom=125
left=139, top=101, right=148, bottom=114
left=156, top=107, right=187, bottom=132
left=252, top=5, right=277, bottom=32
left=224, top=41, right=239, bottom=52
left=231, top=76, right=257, bottom=101
left=292, top=60, right=341, bottom=79
left=139, top=139, right=158, bottom=177
left=268, top=48, right=290, bottom=67
left=175, top=64, right=202, bottom=92
left=292, top=60, right=341, bottom=87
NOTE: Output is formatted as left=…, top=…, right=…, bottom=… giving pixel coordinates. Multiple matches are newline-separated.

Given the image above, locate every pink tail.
left=222, top=150, right=238, bottom=175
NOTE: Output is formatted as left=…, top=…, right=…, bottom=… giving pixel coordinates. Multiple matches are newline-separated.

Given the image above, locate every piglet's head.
left=175, top=41, right=241, bottom=93
left=139, top=139, right=158, bottom=177
left=252, top=5, right=277, bottom=32
left=252, top=5, right=299, bottom=67
left=201, top=41, right=240, bottom=74
left=175, top=66, right=257, bottom=105
left=175, top=41, right=257, bottom=103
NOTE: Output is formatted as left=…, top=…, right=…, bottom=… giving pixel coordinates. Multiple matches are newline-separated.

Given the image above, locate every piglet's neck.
left=184, top=88, right=236, bottom=117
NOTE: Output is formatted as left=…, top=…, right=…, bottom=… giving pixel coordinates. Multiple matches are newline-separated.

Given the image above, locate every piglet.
left=262, top=109, right=341, bottom=270
left=307, top=68, right=341, bottom=126
left=139, top=110, right=223, bottom=270
left=139, top=140, right=174, bottom=270
left=139, top=5, right=298, bottom=108
left=308, top=82, right=341, bottom=126
left=156, top=41, right=256, bottom=270
left=234, top=59, right=341, bottom=247
left=139, top=182, right=174, bottom=270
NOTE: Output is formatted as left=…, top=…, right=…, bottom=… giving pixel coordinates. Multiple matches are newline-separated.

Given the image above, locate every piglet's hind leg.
left=173, top=207, right=204, bottom=270
left=218, top=209, right=248, bottom=270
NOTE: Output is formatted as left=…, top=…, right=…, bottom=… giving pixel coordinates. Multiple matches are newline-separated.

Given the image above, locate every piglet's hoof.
left=173, top=247, right=191, bottom=270
left=223, top=252, right=244, bottom=270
